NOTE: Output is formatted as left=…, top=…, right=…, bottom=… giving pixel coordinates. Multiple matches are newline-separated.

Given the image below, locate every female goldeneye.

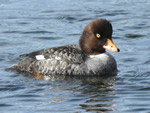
left=7, top=19, right=120, bottom=76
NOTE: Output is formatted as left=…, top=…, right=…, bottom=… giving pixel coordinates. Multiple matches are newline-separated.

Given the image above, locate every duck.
left=6, top=19, right=120, bottom=76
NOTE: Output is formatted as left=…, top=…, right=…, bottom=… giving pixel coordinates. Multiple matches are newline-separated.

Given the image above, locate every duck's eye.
left=96, top=33, right=101, bottom=38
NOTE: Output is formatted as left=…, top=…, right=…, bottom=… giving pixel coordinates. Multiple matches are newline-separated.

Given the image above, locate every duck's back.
left=7, top=45, right=90, bottom=75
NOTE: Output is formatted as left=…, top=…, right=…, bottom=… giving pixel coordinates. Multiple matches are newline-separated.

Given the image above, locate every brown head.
left=79, top=19, right=120, bottom=55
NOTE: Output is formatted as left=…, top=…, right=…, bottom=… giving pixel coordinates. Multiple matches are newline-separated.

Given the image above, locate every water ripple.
left=3, top=30, right=53, bottom=34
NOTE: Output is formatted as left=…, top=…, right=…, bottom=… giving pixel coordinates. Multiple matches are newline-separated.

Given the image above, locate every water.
left=0, top=0, right=150, bottom=112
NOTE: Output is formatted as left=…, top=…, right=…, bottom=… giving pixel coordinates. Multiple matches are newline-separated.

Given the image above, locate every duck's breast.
left=85, top=53, right=117, bottom=75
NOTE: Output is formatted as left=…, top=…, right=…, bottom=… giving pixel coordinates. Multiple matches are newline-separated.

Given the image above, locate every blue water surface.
left=0, top=0, right=150, bottom=112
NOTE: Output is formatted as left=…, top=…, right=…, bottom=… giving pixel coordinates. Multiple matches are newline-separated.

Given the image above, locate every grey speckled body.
left=7, top=45, right=117, bottom=76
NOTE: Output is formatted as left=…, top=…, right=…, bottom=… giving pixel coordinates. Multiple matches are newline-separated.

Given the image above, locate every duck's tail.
left=5, top=64, right=18, bottom=71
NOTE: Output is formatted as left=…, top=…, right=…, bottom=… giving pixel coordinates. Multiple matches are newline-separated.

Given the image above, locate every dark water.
left=0, top=0, right=150, bottom=112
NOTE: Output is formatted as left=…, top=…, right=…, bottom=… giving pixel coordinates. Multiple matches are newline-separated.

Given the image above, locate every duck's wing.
left=19, top=45, right=87, bottom=64
left=6, top=45, right=88, bottom=75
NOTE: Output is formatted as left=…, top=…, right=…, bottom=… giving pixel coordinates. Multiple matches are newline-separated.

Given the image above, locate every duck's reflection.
left=79, top=80, right=116, bottom=112
left=25, top=73, right=117, bottom=112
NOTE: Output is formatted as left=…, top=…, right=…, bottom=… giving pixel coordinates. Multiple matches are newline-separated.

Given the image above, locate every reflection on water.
left=80, top=82, right=116, bottom=112
left=1, top=0, right=150, bottom=112
left=24, top=73, right=117, bottom=112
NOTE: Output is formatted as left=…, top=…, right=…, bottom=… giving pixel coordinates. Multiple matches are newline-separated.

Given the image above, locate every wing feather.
left=19, top=45, right=87, bottom=64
